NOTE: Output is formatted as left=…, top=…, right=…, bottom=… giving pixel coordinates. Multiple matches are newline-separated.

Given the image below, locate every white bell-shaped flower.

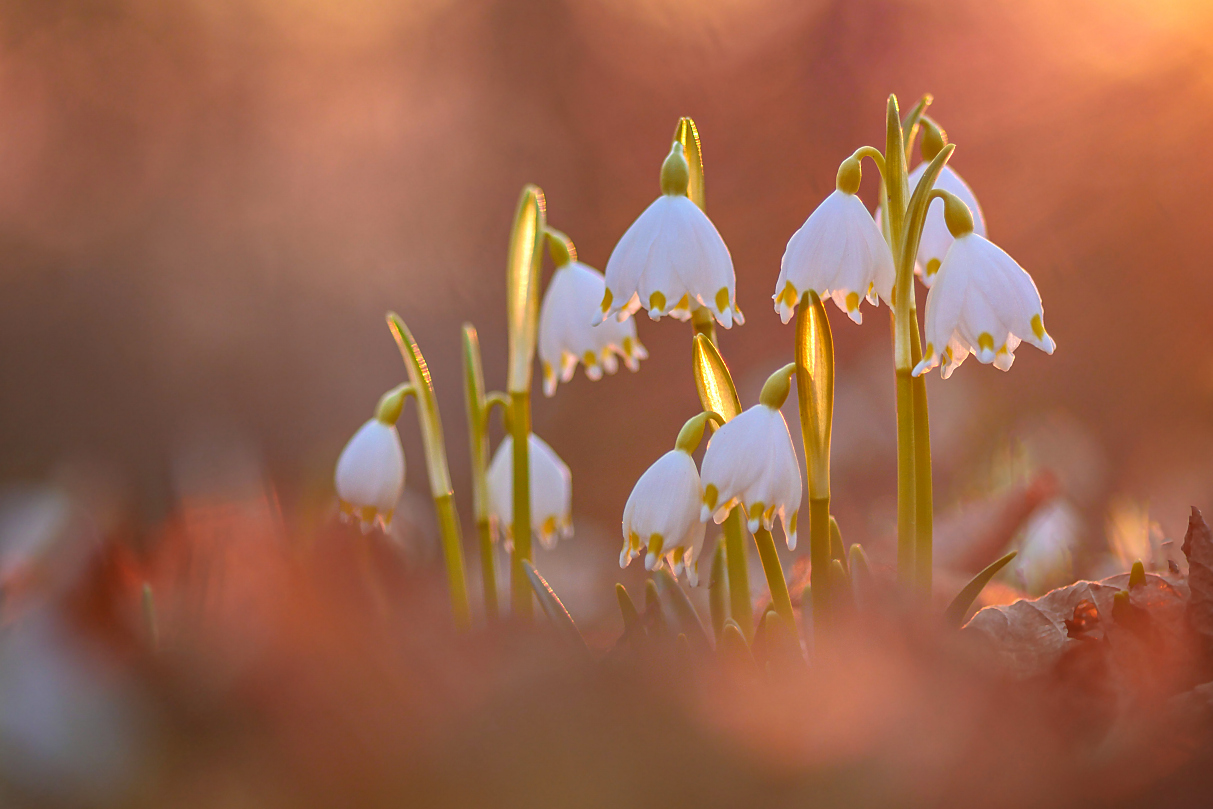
left=486, top=433, right=572, bottom=550
left=699, top=370, right=802, bottom=550
left=775, top=156, right=893, bottom=325
left=335, top=416, right=405, bottom=534
left=914, top=195, right=1055, bottom=379
left=538, top=232, right=647, bottom=397
left=620, top=449, right=707, bottom=585
left=598, top=142, right=742, bottom=328
left=906, top=161, right=985, bottom=287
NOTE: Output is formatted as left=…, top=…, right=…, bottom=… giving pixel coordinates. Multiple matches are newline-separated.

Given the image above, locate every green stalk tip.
left=1129, top=560, right=1147, bottom=589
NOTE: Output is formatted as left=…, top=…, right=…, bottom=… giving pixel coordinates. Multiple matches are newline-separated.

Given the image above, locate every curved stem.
left=851, top=146, right=887, bottom=181
left=388, top=312, right=471, bottom=629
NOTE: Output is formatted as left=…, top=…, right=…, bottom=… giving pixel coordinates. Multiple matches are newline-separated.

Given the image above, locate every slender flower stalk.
left=505, top=185, right=547, bottom=619
left=386, top=312, right=472, bottom=629
left=461, top=324, right=497, bottom=620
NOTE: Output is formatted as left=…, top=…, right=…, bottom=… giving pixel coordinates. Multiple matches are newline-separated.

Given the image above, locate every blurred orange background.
left=3, top=0, right=1213, bottom=582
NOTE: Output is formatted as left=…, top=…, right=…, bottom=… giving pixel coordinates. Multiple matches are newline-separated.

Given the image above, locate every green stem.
left=723, top=509, right=752, bottom=639
left=510, top=390, right=533, bottom=619
left=910, top=315, right=933, bottom=596
left=809, top=497, right=831, bottom=634
left=477, top=519, right=498, bottom=621
left=753, top=527, right=794, bottom=629
left=895, top=368, right=915, bottom=584
left=434, top=493, right=472, bottom=630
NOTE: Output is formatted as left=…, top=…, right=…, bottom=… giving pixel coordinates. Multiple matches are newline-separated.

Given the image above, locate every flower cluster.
left=620, top=368, right=801, bottom=585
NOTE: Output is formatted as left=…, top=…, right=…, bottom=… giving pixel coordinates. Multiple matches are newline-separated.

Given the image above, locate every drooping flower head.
left=599, top=141, right=742, bottom=328
left=487, top=433, right=572, bottom=550
left=335, top=385, right=407, bottom=533
left=914, top=194, right=1055, bottom=378
left=699, top=367, right=802, bottom=549
left=619, top=412, right=719, bottom=585
left=775, top=155, right=894, bottom=325
left=538, top=229, right=647, bottom=397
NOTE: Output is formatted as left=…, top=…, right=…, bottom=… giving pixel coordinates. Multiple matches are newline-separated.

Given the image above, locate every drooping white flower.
left=913, top=196, right=1055, bottom=379
left=699, top=396, right=802, bottom=550
left=538, top=234, right=647, bottom=397
left=598, top=142, right=742, bottom=328
left=775, top=156, right=893, bottom=325
left=906, top=161, right=985, bottom=287
left=335, top=418, right=405, bottom=533
left=620, top=449, right=707, bottom=585
left=486, top=433, right=572, bottom=550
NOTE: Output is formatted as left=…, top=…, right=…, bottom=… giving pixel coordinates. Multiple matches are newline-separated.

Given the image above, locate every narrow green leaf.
left=461, top=324, right=489, bottom=523
left=386, top=312, right=453, bottom=497
left=506, top=185, right=546, bottom=394
left=653, top=569, right=711, bottom=652
left=829, top=515, right=846, bottom=570
left=718, top=619, right=752, bottom=665
left=523, top=561, right=586, bottom=648
left=829, top=559, right=854, bottom=617
left=943, top=551, right=1017, bottom=629
left=615, top=583, right=641, bottom=634
left=900, top=93, right=934, bottom=164
left=692, top=333, right=741, bottom=423
left=644, top=578, right=668, bottom=635
left=755, top=608, right=803, bottom=670
left=900, top=142, right=955, bottom=275
left=672, top=117, right=706, bottom=211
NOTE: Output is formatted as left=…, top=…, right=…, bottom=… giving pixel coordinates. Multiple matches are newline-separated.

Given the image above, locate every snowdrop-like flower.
left=538, top=230, right=647, bottom=397
left=906, top=161, right=985, bottom=287
left=335, top=387, right=407, bottom=533
left=619, top=412, right=720, bottom=585
left=598, top=142, right=742, bottom=328
left=775, top=156, right=893, bottom=325
left=699, top=368, right=802, bottom=549
left=914, top=194, right=1055, bottom=379
left=487, top=433, right=572, bottom=550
